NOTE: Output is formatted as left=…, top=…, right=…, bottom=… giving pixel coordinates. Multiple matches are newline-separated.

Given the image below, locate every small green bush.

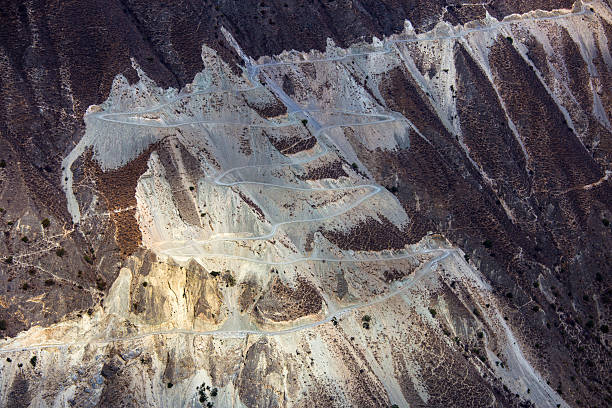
left=0, top=320, right=6, bottom=330
left=362, top=315, right=371, bottom=323
left=96, top=277, right=106, bottom=291
left=0, top=159, right=6, bottom=168
left=30, top=356, right=37, bottom=367
left=225, top=274, right=236, bottom=287
left=429, top=308, right=437, bottom=318
left=301, top=119, right=308, bottom=126
left=4, top=256, right=13, bottom=264
left=167, top=382, right=173, bottom=388
left=142, top=281, right=148, bottom=287
left=41, top=218, right=50, bottom=228
left=483, top=239, right=493, bottom=249
left=55, top=247, right=65, bottom=257
left=21, top=236, right=28, bottom=243
left=44, top=279, right=55, bottom=286
left=602, top=218, right=610, bottom=227
left=601, top=325, right=609, bottom=334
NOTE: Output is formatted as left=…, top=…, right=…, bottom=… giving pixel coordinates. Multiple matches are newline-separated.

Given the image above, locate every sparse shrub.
left=506, top=36, right=513, bottom=44
left=55, top=247, right=65, bottom=257
left=429, top=308, right=437, bottom=318
left=21, top=282, right=31, bottom=291
left=41, top=218, right=50, bottom=228
left=142, top=281, right=148, bottom=287
left=96, top=277, right=106, bottom=291
left=351, top=162, right=358, bottom=170
left=0, top=320, right=6, bottom=330
left=482, top=239, right=493, bottom=249
left=83, top=254, right=94, bottom=265
left=533, top=281, right=539, bottom=288
left=210, top=387, right=218, bottom=397
left=506, top=292, right=513, bottom=299
left=44, top=279, right=55, bottom=286
left=586, top=320, right=594, bottom=329
left=362, top=315, right=371, bottom=322
left=4, top=256, right=13, bottom=264
left=167, top=382, right=173, bottom=388
left=189, top=186, right=195, bottom=191
left=603, top=218, right=610, bottom=227
left=210, top=271, right=220, bottom=277
left=601, top=325, right=609, bottom=334
left=0, top=208, right=4, bottom=213
left=464, top=253, right=470, bottom=262
left=0, top=160, right=5, bottom=168
left=30, top=356, right=37, bottom=367
left=20, top=236, right=28, bottom=243
left=477, top=331, right=484, bottom=339
left=362, top=321, right=370, bottom=329
left=301, top=119, right=308, bottom=126
left=225, top=273, right=236, bottom=287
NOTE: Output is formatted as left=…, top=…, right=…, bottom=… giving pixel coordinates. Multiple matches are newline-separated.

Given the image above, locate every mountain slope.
left=0, top=1, right=610, bottom=407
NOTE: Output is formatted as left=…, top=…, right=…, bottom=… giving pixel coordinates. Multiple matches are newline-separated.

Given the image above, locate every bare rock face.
left=1, top=1, right=611, bottom=407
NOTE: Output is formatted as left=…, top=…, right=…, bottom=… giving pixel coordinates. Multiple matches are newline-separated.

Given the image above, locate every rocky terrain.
left=0, top=1, right=611, bottom=407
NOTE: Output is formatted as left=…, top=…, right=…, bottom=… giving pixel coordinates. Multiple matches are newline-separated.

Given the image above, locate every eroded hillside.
left=0, top=1, right=610, bottom=407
